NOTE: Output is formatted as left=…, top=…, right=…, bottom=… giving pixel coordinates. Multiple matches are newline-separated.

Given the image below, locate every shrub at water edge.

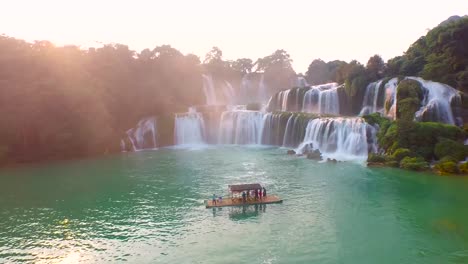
left=400, top=156, right=429, bottom=171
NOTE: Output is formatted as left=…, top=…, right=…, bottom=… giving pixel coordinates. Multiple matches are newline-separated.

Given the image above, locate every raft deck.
left=206, top=195, right=283, bottom=208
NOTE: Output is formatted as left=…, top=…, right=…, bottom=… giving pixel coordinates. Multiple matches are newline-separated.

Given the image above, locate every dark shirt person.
left=242, top=191, right=246, bottom=203
left=262, top=187, right=267, bottom=198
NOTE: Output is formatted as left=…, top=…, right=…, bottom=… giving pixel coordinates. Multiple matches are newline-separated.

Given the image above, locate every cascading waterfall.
left=222, top=81, right=236, bottom=105
left=383, top=78, right=399, bottom=119
left=202, top=74, right=217, bottom=105
left=261, top=113, right=291, bottom=146
left=359, top=80, right=384, bottom=116
left=282, top=115, right=311, bottom=148
left=124, top=72, right=463, bottom=163
left=267, top=83, right=339, bottom=114
left=258, top=74, right=268, bottom=102
left=218, top=110, right=264, bottom=145
left=174, top=108, right=206, bottom=145
left=296, top=117, right=373, bottom=161
left=126, top=117, right=158, bottom=151
left=238, top=73, right=270, bottom=104
left=359, top=77, right=461, bottom=125
left=302, top=83, right=339, bottom=114
left=409, top=77, right=461, bottom=125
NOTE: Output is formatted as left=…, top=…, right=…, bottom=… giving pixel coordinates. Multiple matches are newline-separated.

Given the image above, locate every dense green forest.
left=0, top=15, right=467, bottom=165
left=0, top=38, right=296, bottom=163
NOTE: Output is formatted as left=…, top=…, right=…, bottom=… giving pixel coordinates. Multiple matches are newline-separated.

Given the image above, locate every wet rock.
left=287, top=150, right=296, bottom=155
left=302, top=143, right=314, bottom=154
left=306, top=149, right=322, bottom=160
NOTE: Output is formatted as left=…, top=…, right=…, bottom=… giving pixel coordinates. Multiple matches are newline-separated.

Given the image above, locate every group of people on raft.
left=211, top=187, right=267, bottom=205
left=241, top=187, right=267, bottom=203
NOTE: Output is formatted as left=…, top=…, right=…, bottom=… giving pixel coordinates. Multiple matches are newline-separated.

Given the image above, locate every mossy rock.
left=459, top=162, right=468, bottom=174
left=434, top=138, right=468, bottom=161
left=396, top=79, right=423, bottom=120
left=362, top=113, right=390, bottom=126
left=385, top=161, right=399, bottom=167
left=434, top=160, right=459, bottom=175
left=400, top=156, right=429, bottom=171
left=392, top=148, right=413, bottom=162
left=306, top=149, right=322, bottom=160
left=367, top=153, right=386, bottom=163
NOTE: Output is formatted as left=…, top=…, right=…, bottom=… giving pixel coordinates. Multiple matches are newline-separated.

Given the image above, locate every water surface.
left=1, top=147, right=468, bottom=263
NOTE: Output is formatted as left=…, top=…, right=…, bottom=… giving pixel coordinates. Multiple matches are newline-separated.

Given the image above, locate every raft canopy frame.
left=228, top=183, right=262, bottom=193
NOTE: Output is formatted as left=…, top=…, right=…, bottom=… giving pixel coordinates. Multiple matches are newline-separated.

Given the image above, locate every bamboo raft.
left=206, top=195, right=283, bottom=208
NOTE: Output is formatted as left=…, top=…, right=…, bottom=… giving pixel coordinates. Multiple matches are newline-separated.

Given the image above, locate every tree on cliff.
left=366, top=55, right=385, bottom=80
left=387, top=16, right=468, bottom=91
left=255, top=49, right=296, bottom=93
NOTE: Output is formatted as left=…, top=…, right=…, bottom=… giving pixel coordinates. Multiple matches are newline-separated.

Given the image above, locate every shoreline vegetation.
left=0, top=16, right=467, bottom=175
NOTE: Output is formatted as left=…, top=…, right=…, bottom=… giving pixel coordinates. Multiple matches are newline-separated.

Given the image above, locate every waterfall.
left=218, top=110, right=264, bottom=145
left=239, top=75, right=252, bottom=104
left=295, top=76, right=309, bottom=88
left=359, top=80, right=384, bottom=116
left=376, top=77, right=463, bottom=125
left=383, top=78, right=399, bottom=119
left=126, top=117, right=158, bottom=151
left=261, top=113, right=290, bottom=146
left=175, top=108, right=206, bottom=145
left=238, top=73, right=269, bottom=104
left=222, top=81, right=236, bottom=105
left=268, top=84, right=339, bottom=114
left=202, top=74, right=217, bottom=105
left=296, top=117, right=372, bottom=161
left=409, top=77, right=461, bottom=125
left=282, top=115, right=310, bottom=148
left=259, top=74, right=268, bottom=102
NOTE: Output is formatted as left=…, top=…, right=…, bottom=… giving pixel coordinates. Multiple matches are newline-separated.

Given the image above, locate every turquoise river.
left=1, top=147, right=468, bottom=263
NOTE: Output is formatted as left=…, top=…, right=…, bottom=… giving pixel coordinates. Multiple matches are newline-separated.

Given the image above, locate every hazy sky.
left=1, top=0, right=467, bottom=72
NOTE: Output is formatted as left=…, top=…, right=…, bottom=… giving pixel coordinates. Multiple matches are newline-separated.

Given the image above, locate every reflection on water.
left=227, top=204, right=267, bottom=221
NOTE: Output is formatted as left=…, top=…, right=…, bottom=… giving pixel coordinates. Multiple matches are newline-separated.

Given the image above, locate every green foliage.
left=400, top=156, right=429, bottom=171
left=379, top=122, right=398, bottom=152
left=434, top=138, right=468, bottom=161
left=392, top=148, right=413, bottom=162
left=0, top=36, right=208, bottom=163
left=396, top=79, right=423, bottom=120
left=366, top=54, right=385, bottom=80
left=459, top=162, right=468, bottom=174
left=367, top=153, right=386, bottom=163
left=231, top=58, right=253, bottom=74
left=434, top=158, right=459, bottom=175
left=385, top=160, right=400, bottom=167
left=456, top=71, right=468, bottom=93
left=377, top=118, right=464, bottom=162
left=256, top=49, right=296, bottom=94
left=388, top=16, right=468, bottom=89
left=305, top=59, right=347, bottom=85
left=362, top=113, right=390, bottom=126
